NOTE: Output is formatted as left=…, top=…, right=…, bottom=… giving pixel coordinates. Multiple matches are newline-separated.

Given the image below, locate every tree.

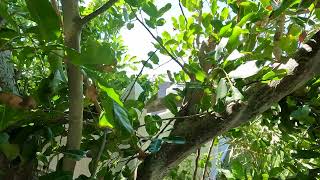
left=0, top=0, right=320, bottom=179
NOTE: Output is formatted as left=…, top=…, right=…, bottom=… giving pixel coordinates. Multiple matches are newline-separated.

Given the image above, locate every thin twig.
left=81, top=0, right=119, bottom=25
left=193, top=148, right=201, bottom=180
left=90, top=130, right=108, bottom=178
left=201, top=138, right=215, bottom=180
left=129, top=6, right=191, bottom=77
left=137, top=112, right=210, bottom=128
left=123, top=50, right=158, bottom=101
left=178, top=0, right=188, bottom=26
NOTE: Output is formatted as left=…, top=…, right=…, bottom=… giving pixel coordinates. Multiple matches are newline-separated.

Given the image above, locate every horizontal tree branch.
left=137, top=30, right=320, bottom=180
left=80, top=0, right=118, bottom=25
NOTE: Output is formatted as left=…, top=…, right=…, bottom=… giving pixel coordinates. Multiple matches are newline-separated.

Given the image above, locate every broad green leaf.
left=148, top=51, right=159, bottom=64
left=162, top=136, right=186, bottom=144
left=158, top=3, right=172, bottom=16
left=148, top=139, right=162, bottom=153
left=63, top=149, right=87, bottom=161
left=71, top=40, right=115, bottom=65
left=262, top=69, right=287, bottom=81
left=216, top=78, right=228, bottom=100
left=142, top=2, right=158, bottom=17
left=99, top=111, right=114, bottom=129
left=211, top=0, right=218, bottom=15
left=220, top=7, right=229, bottom=20
left=290, top=105, right=314, bottom=125
left=179, top=15, right=186, bottom=30
left=0, top=143, right=19, bottom=160
left=26, top=0, right=60, bottom=41
left=124, top=0, right=140, bottom=7
left=127, top=23, right=134, bottom=30
left=163, top=93, right=178, bottom=115
left=259, top=0, right=271, bottom=7
left=219, top=23, right=232, bottom=37
left=0, top=28, right=18, bottom=42
left=156, top=18, right=166, bottom=26
left=227, top=26, right=249, bottom=51
left=144, top=115, right=160, bottom=136
left=99, top=86, right=123, bottom=107
left=231, top=160, right=245, bottom=178
left=237, top=12, right=255, bottom=27
left=113, top=101, right=134, bottom=134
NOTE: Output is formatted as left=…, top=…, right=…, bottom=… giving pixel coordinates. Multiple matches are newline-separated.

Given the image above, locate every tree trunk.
left=61, top=0, right=84, bottom=174
left=137, top=31, right=320, bottom=179
left=0, top=50, right=19, bottom=95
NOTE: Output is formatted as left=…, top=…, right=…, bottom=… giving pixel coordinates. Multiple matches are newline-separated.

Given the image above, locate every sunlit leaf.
left=216, top=78, right=228, bottom=100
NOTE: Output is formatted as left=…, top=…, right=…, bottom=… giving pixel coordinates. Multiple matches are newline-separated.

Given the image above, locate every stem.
left=201, top=138, right=215, bottom=180
left=129, top=6, right=191, bottom=77
left=80, top=0, right=119, bottom=25
left=61, top=0, right=83, bottom=174
left=273, top=14, right=285, bottom=62
left=123, top=50, right=158, bottom=102
left=193, top=148, right=201, bottom=180
left=90, top=130, right=107, bottom=178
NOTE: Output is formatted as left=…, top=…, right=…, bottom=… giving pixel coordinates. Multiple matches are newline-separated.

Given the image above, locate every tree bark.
left=137, top=31, right=320, bottom=180
left=61, top=0, right=83, bottom=174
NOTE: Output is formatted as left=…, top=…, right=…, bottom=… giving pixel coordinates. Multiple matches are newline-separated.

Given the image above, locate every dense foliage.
left=0, top=0, right=320, bottom=179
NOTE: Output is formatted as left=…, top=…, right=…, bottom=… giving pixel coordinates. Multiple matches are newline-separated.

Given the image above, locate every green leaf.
left=216, top=78, right=228, bottom=100
left=99, top=111, right=114, bottom=129
left=219, top=23, right=232, bottom=37
left=227, top=26, right=249, bottom=51
left=290, top=105, right=311, bottom=121
left=158, top=3, right=172, bottom=16
left=26, top=0, right=60, bottom=41
left=99, top=86, right=123, bottom=107
left=148, top=139, right=162, bottom=153
left=0, top=132, right=9, bottom=144
left=144, top=115, right=160, bottom=136
left=162, top=136, right=186, bottom=144
left=163, top=93, right=178, bottom=115
left=211, top=0, right=218, bottom=15
left=124, top=0, right=140, bottom=7
left=71, top=40, right=115, bottom=65
left=237, top=12, right=255, bottom=27
left=142, top=2, right=158, bottom=17
left=63, top=149, right=87, bottom=161
left=231, top=160, right=245, bottom=178
left=113, top=101, right=134, bottom=134
left=262, top=69, right=287, bottom=81
left=39, top=171, right=73, bottom=180
left=220, top=7, right=229, bottom=20
left=292, top=150, right=320, bottom=159
left=156, top=18, right=166, bottom=26
left=0, top=143, right=19, bottom=160
left=127, top=23, right=134, bottom=30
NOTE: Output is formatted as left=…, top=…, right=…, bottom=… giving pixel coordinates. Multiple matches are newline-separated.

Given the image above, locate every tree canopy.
left=0, top=0, right=320, bottom=179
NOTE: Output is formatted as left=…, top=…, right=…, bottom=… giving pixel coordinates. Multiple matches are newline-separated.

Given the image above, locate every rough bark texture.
left=137, top=31, right=320, bottom=180
left=61, top=0, right=84, bottom=173
left=0, top=51, right=18, bottom=95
